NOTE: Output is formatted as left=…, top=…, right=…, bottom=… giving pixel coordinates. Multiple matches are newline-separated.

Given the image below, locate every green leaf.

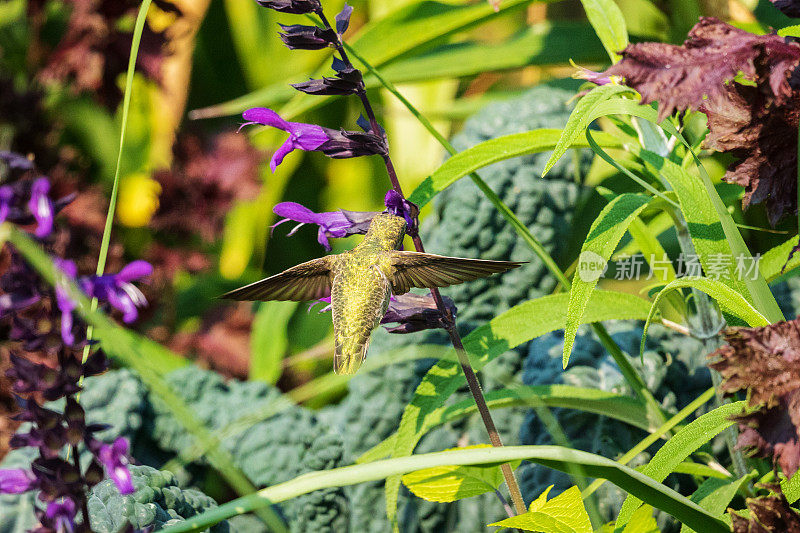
left=384, top=290, right=652, bottom=525
left=402, top=444, right=520, bottom=502
left=680, top=474, right=753, bottom=533
left=563, top=193, right=651, bottom=367
left=620, top=505, right=659, bottom=533
left=541, top=84, right=632, bottom=177
left=408, top=129, right=622, bottom=207
left=778, top=24, right=800, bottom=38
left=489, top=485, right=592, bottom=532
left=249, top=301, right=297, bottom=384
left=641, top=276, right=769, bottom=360
left=587, top=97, right=784, bottom=323
left=615, top=401, right=747, bottom=529
left=760, top=236, right=800, bottom=282
left=580, top=0, right=628, bottom=62
left=358, top=383, right=655, bottom=464
left=159, top=445, right=730, bottom=533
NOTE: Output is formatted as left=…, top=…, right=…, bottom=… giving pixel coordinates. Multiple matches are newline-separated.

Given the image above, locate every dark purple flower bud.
left=0, top=468, right=37, bottom=494
left=241, top=108, right=386, bottom=170
left=291, top=56, right=363, bottom=96
left=28, top=177, right=55, bottom=238
left=81, top=261, right=152, bottom=323
left=278, top=23, right=337, bottom=50
left=256, top=0, right=321, bottom=13
left=0, top=186, right=12, bottom=223
left=771, top=0, right=800, bottom=17
left=335, top=3, right=353, bottom=35
left=45, top=497, right=77, bottom=533
left=383, top=190, right=418, bottom=236
left=95, top=438, right=134, bottom=495
left=319, top=129, right=387, bottom=159
left=272, top=202, right=379, bottom=250
left=381, top=292, right=456, bottom=334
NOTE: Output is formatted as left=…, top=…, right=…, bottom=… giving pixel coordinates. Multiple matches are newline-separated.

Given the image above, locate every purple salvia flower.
left=241, top=108, right=386, bottom=171
left=272, top=202, right=378, bottom=250
left=0, top=186, right=13, bottom=223
left=292, top=56, right=363, bottom=96
left=242, top=108, right=329, bottom=171
left=95, top=438, right=134, bottom=495
left=335, top=3, right=353, bottom=35
left=45, top=497, right=77, bottom=533
left=383, top=190, right=418, bottom=235
left=255, top=0, right=321, bottom=14
left=381, top=292, right=457, bottom=334
left=0, top=468, right=36, bottom=494
left=278, top=23, right=337, bottom=50
left=82, top=261, right=153, bottom=323
left=572, top=63, right=615, bottom=86
left=28, top=177, right=55, bottom=238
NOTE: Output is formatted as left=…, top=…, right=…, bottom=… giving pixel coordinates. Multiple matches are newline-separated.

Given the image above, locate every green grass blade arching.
left=562, top=193, right=651, bottom=368
left=614, top=400, right=748, bottom=530
left=159, top=445, right=730, bottom=533
left=680, top=474, right=754, bottom=533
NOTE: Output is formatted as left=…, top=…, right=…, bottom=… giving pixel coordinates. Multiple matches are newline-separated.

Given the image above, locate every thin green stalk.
left=346, top=44, right=666, bottom=426
left=582, top=386, right=716, bottom=498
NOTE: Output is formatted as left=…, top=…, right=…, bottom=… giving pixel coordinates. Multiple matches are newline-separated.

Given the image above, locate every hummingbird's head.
left=365, top=213, right=406, bottom=250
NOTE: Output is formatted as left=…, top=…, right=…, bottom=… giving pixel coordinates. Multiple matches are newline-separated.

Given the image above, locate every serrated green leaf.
left=641, top=276, right=769, bottom=360
left=580, top=0, right=628, bottom=62
left=778, top=24, right=800, bottom=38
left=250, top=301, right=297, bottom=384
left=489, top=485, right=592, bottom=532
left=408, top=129, right=622, bottom=208
left=384, top=290, right=652, bottom=525
left=563, top=193, right=651, bottom=367
left=402, top=444, right=521, bottom=502
left=541, top=84, right=632, bottom=177
left=760, top=236, right=800, bottom=282
left=160, top=445, right=730, bottom=533
left=615, top=401, right=747, bottom=529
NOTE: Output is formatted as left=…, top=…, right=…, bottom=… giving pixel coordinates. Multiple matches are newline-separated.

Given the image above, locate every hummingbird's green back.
left=330, top=214, right=406, bottom=374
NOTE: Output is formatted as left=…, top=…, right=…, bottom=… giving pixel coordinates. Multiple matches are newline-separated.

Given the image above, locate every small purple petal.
left=0, top=469, right=36, bottom=494
left=46, top=497, right=77, bottom=532
left=116, top=260, right=153, bottom=282
left=271, top=139, right=297, bottom=172
left=97, top=438, right=135, bottom=495
left=0, top=151, right=34, bottom=171
left=335, top=3, right=353, bottom=35
left=308, top=296, right=332, bottom=313
left=288, top=123, right=330, bottom=151
left=0, top=186, right=13, bottom=224
left=28, top=177, right=54, bottom=238
left=273, top=202, right=319, bottom=224
left=242, top=108, right=291, bottom=131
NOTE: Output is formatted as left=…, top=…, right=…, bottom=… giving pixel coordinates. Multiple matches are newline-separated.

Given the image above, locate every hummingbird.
left=221, top=213, right=522, bottom=374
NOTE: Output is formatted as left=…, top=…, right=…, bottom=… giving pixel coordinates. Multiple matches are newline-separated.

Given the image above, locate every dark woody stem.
left=315, top=10, right=526, bottom=517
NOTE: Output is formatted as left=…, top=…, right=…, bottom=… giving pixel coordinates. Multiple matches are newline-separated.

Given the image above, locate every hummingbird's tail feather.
left=333, top=335, right=370, bottom=375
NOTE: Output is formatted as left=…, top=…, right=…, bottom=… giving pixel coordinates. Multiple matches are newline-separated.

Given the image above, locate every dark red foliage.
left=603, top=18, right=800, bottom=225
left=731, top=485, right=800, bottom=532
left=151, top=132, right=265, bottom=243
left=37, top=0, right=179, bottom=108
left=710, top=319, right=800, bottom=476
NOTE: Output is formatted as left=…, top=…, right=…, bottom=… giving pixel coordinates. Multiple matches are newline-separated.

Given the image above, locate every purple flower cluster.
left=0, top=152, right=147, bottom=531
left=0, top=348, right=135, bottom=532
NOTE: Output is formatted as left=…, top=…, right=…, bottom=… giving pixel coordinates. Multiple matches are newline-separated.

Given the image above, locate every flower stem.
left=72, top=444, right=90, bottom=527
left=315, top=9, right=527, bottom=515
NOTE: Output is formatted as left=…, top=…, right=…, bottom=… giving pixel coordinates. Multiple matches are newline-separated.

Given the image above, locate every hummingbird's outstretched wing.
left=220, top=257, right=333, bottom=301
left=388, top=252, right=524, bottom=295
